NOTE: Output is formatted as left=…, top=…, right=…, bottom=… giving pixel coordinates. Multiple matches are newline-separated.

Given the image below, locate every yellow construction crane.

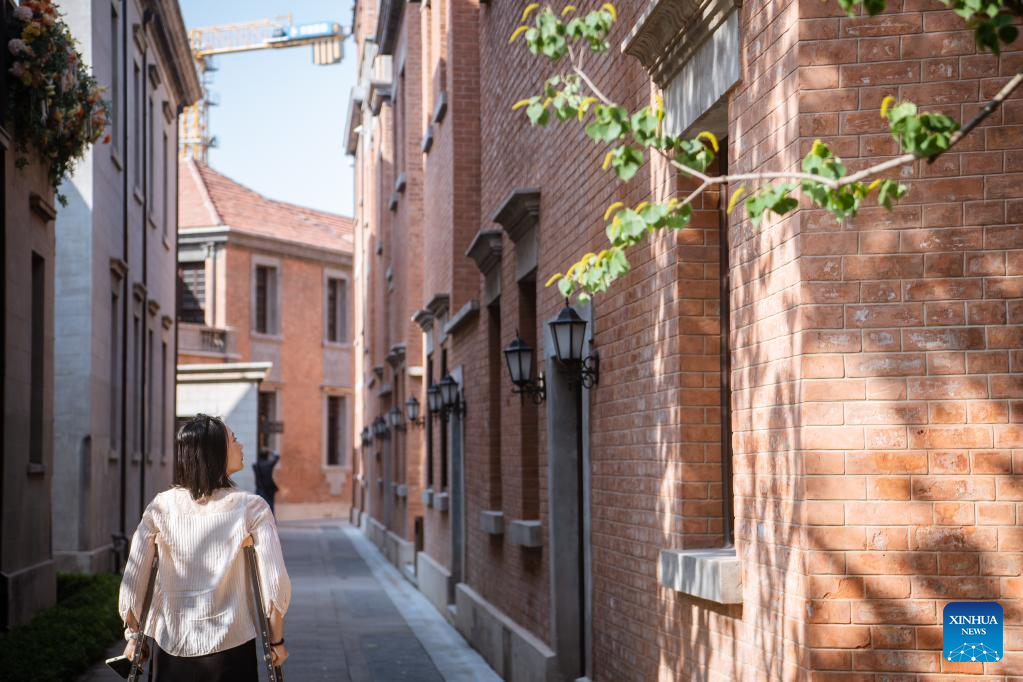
left=180, top=14, right=345, bottom=162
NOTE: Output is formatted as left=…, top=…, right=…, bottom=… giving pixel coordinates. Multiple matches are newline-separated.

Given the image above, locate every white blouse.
left=118, top=487, right=291, bottom=657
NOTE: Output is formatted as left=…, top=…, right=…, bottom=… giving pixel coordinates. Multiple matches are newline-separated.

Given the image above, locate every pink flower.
left=13, top=5, right=33, bottom=21
left=8, top=38, right=28, bottom=55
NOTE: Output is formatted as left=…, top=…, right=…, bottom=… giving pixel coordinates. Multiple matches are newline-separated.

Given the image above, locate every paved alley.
left=80, top=520, right=499, bottom=682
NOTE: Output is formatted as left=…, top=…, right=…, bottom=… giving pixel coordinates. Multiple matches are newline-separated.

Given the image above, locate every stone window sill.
left=434, top=491, right=449, bottom=512
left=395, top=484, right=407, bottom=498
left=480, top=510, right=504, bottom=535
left=659, top=547, right=741, bottom=604
left=508, top=519, right=542, bottom=548
left=422, top=487, right=434, bottom=507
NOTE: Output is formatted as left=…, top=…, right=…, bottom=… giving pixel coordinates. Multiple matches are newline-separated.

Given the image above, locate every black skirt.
left=152, top=638, right=257, bottom=681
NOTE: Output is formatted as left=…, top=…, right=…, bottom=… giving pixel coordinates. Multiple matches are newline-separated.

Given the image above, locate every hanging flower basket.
left=6, top=0, right=109, bottom=205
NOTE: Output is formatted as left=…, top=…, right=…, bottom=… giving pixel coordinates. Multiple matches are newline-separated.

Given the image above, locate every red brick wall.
left=356, top=0, right=1023, bottom=677
left=207, top=244, right=354, bottom=506
left=795, top=0, right=1023, bottom=677
left=420, top=0, right=485, bottom=570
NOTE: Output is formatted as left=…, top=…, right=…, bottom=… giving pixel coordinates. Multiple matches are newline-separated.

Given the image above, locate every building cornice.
left=412, top=308, right=434, bottom=332
left=344, top=85, right=366, bottom=156
left=29, top=192, right=56, bottom=222
left=178, top=226, right=354, bottom=266
left=465, top=228, right=503, bottom=274
left=177, top=361, right=272, bottom=384
left=621, top=0, right=742, bottom=88
left=143, top=0, right=203, bottom=105
left=374, top=0, right=405, bottom=55
left=110, top=257, right=128, bottom=281
left=386, top=343, right=406, bottom=368
left=492, top=188, right=540, bottom=243
left=425, top=293, right=450, bottom=319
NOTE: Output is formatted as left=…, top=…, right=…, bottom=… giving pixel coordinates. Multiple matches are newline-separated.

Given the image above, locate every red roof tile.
left=179, top=158, right=353, bottom=254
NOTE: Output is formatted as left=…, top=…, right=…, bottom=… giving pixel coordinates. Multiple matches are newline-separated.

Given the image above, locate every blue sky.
left=180, top=0, right=356, bottom=217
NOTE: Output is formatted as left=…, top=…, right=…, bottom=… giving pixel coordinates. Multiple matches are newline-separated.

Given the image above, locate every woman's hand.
left=122, top=637, right=149, bottom=665
left=270, top=642, right=289, bottom=666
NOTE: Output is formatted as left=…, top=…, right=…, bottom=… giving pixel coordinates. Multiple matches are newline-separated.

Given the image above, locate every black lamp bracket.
left=512, top=372, right=547, bottom=405
left=559, top=351, right=599, bottom=389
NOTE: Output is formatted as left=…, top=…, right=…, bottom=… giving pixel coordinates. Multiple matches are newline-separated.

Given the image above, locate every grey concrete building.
left=53, top=0, right=200, bottom=573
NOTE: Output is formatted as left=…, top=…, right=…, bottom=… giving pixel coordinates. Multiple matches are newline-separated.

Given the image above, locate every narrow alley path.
left=80, top=519, right=499, bottom=682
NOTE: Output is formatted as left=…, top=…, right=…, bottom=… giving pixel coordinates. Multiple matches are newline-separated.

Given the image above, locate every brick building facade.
left=347, top=0, right=1023, bottom=678
left=177, top=160, right=355, bottom=510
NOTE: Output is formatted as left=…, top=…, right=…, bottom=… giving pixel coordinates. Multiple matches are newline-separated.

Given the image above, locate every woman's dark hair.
left=174, top=414, right=235, bottom=499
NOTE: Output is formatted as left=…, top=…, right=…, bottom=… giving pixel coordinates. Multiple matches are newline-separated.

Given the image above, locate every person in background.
left=254, top=448, right=281, bottom=516
left=119, top=414, right=291, bottom=680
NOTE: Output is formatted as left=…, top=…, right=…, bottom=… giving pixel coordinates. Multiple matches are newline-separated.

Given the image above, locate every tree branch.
left=568, top=44, right=614, bottom=107
left=565, top=52, right=1023, bottom=198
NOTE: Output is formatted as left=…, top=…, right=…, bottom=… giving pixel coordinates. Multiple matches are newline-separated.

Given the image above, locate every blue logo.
left=943, top=602, right=1003, bottom=663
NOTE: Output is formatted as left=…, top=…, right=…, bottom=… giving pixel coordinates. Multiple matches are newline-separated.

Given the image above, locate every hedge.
left=0, top=572, right=123, bottom=682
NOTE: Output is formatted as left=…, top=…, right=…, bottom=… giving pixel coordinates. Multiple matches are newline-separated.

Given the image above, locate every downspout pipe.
left=115, top=0, right=130, bottom=568
left=138, top=8, right=153, bottom=524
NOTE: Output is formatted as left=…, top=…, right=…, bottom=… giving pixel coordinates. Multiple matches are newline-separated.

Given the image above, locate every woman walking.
left=119, top=414, right=292, bottom=679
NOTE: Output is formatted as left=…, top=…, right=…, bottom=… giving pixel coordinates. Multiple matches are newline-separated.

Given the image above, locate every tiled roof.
left=179, top=158, right=353, bottom=254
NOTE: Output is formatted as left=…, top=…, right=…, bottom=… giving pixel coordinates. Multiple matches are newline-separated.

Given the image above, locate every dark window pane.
left=327, top=279, right=338, bottom=342
left=327, top=396, right=343, bottom=466
left=337, top=279, right=347, bottom=342
left=110, top=289, right=120, bottom=449
left=30, top=253, right=44, bottom=465
left=255, top=266, right=268, bottom=333
left=258, top=391, right=275, bottom=452
left=176, top=262, right=205, bottom=324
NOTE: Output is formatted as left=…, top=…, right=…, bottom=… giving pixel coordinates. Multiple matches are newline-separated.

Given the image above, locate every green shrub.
left=0, top=572, right=123, bottom=682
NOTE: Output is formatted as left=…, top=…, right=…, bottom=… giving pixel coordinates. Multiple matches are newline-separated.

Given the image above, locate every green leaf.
left=630, top=107, right=659, bottom=146
left=664, top=204, right=693, bottom=229
left=639, top=203, right=669, bottom=225
left=610, top=145, right=644, bottom=182
left=877, top=178, right=908, bottom=209
left=886, top=100, right=958, bottom=156
left=557, top=277, right=574, bottom=298
left=614, top=208, right=646, bottom=243
left=526, top=101, right=550, bottom=126
left=673, top=138, right=715, bottom=174
left=585, top=105, right=629, bottom=142
left=745, top=183, right=798, bottom=227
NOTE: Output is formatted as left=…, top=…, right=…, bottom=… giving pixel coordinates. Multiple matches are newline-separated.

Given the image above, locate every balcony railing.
left=178, top=323, right=237, bottom=358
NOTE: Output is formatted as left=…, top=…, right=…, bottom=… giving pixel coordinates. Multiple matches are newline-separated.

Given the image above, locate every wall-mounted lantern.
left=438, top=374, right=466, bottom=415
left=503, top=332, right=545, bottom=403
left=361, top=426, right=372, bottom=446
left=405, top=396, right=425, bottom=427
left=427, top=384, right=443, bottom=415
left=387, top=406, right=404, bottom=432
left=548, top=303, right=599, bottom=388
left=373, top=416, right=388, bottom=439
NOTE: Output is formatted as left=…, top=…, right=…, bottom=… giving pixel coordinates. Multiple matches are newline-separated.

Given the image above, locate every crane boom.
left=180, top=14, right=345, bottom=162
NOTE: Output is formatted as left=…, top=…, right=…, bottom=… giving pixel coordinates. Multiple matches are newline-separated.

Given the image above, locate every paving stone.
left=78, top=519, right=486, bottom=682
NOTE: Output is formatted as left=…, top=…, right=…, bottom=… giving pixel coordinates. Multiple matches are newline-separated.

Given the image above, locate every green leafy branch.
left=510, top=2, right=1023, bottom=302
